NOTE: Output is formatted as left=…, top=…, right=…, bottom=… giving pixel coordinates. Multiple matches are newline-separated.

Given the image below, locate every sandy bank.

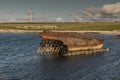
left=0, top=29, right=120, bottom=35
left=52, top=30, right=120, bottom=35
left=0, top=29, right=42, bottom=33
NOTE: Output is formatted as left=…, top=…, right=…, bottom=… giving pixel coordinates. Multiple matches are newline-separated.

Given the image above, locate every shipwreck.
left=38, top=30, right=109, bottom=57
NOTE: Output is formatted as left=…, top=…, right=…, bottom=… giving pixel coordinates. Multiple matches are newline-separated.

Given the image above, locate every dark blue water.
left=0, top=33, right=120, bottom=80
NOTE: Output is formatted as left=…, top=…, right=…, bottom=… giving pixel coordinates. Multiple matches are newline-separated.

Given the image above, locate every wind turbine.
left=28, top=10, right=33, bottom=22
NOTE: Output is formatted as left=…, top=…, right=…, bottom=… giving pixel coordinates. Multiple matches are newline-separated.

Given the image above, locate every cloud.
left=102, top=2, right=120, bottom=14
left=64, top=14, right=84, bottom=22
left=83, top=7, right=102, bottom=19
left=56, top=17, right=62, bottom=21
left=82, top=2, right=120, bottom=22
left=0, top=17, right=9, bottom=23
left=8, top=18, right=16, bottom=22
left=72, top=16, right=82, bottom=22
left=32, top=17, right=55, bottom=22
left=14, top=17, right=57, bottom=22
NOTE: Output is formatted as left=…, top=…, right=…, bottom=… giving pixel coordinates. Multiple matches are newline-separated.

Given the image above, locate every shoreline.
left=52, top=30, right=120, bottom=35
left=0, top=29, right=42, bottom=33
left=0, top=29, right=120, bottom=35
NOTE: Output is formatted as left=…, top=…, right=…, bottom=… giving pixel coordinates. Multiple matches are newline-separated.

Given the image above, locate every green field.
left=0, top=22, right=120, bottom=31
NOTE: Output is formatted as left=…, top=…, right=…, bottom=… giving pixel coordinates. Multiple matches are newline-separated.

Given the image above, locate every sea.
left=0, top=33, right=120, bottom=80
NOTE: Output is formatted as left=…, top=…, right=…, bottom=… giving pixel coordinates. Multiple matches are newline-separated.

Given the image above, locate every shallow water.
left=0, top=33, right=120, bottom=80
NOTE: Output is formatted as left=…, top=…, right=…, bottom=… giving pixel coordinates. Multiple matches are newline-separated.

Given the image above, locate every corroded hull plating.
left=38, top=30, right=108, bottom=57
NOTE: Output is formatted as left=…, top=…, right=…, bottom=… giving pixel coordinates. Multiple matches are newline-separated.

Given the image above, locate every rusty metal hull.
left=40, top=31, right=103, bottom=49
left=38, top=30, right=107, bottom=57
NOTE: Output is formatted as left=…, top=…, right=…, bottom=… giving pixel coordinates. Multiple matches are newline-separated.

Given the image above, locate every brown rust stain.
left=40, top=31, right=103, bottom=50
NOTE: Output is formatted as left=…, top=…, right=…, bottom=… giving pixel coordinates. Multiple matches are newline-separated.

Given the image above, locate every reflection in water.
left=0, top=33, right=120, bottom=80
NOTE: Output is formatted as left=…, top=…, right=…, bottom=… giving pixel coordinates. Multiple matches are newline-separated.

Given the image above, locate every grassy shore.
left=0, top=22, right=120, bottom=34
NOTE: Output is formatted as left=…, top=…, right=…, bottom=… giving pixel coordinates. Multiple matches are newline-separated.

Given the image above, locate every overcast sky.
left=0, top=0, right=120, bottom=22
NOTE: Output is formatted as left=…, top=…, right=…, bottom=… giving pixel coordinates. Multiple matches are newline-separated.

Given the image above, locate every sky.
left=0, top=0, right=120, bottom=22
